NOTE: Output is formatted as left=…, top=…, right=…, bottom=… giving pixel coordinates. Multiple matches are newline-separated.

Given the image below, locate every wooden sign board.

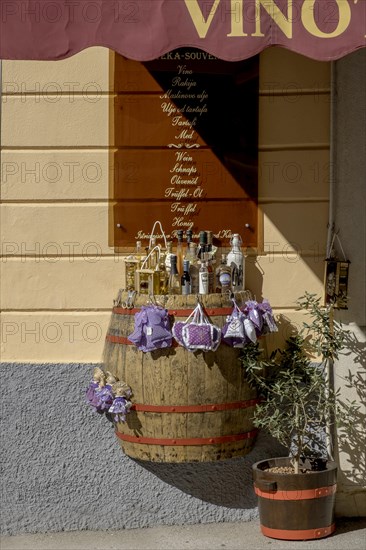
left=111, top=48, right=259, bottom=248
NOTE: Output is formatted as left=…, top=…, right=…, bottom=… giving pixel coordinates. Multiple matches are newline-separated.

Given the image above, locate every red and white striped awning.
left=0, top=0, right=365, bottom=61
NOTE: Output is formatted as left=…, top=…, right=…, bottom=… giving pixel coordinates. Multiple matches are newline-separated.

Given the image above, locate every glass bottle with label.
left=216, top=253, right=232, bottom=296
left=227, top=233, right=244, bottom=291
left=186, top=242, right=199, bottom=294
left=199, top=260, right=209, bottom=295
left=168, top=254, right=181, bottom=295
left=158, top=256, right=168, bottom=295
left=181, top=260, right=191, bottom=295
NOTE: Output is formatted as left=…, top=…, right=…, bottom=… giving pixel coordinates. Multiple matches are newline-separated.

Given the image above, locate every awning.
left=0, top=0, right=365, bottom=62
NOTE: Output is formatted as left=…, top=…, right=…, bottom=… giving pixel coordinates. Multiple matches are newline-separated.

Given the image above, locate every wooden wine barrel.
left=103, top=291, right=259, bottom=462
left=253, top=458, right=337, bottom=540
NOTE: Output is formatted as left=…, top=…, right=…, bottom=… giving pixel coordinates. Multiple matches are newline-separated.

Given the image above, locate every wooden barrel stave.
left=103, top=291, right=258, bottom=462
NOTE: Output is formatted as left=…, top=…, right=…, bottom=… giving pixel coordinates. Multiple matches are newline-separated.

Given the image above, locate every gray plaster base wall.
left=0, top=362, right=284, bottom=536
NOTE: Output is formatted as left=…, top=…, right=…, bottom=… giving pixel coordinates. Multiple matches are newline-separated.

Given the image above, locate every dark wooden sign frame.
left=111, top=48, right=259, bottom=248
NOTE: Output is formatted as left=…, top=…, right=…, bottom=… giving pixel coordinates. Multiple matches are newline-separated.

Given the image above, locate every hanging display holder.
left=324, top=232, right=350, bottom=309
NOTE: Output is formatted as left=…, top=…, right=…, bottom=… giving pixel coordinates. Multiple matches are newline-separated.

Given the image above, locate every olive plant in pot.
left=241, top=292, right=358, bottom=541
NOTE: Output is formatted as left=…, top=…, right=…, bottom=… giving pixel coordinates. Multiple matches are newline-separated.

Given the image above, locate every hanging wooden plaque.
left=111, top=48, right=259, bottom=248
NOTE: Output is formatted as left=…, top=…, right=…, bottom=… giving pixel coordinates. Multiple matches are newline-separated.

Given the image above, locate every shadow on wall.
left=132, top=431, right=285, bottom=509
left=336, top=329, right=366, bottom=488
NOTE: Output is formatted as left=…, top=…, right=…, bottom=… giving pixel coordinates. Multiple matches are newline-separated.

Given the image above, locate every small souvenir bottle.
left=168, top=254, right=181, bottom=295
left=124, top=240, right=142, bottom=291
left=181, top=260, right=192, bottom=295
left=158, top=257, right=168, bottom=295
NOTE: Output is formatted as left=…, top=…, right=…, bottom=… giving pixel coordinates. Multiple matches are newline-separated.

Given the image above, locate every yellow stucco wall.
left=0, top=47, right=330, bottom=362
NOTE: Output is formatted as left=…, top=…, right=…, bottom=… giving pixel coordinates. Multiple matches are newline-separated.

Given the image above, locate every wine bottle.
left=186, top=242, right=199, bottom=294
left=206, top=230, right=217, bottom=292
left=197, top=230, right=207, bottom=260
left=176, top=230, right=184, bottom=276
left=205, top=251, right=215, bottom=294
left=181, top=260, right=191, bottom=295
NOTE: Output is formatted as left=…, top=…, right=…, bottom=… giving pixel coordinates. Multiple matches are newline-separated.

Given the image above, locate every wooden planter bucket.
left=253, top=457, right=337, bottom=540
left=103, top=291, right=259, bottom=462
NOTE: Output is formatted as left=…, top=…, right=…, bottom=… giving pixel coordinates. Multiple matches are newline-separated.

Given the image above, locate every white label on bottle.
left=199, top=272, right=209, bottom=294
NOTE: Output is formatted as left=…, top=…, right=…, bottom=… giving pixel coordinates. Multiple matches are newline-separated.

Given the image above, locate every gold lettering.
left=301, top=0, right=351, bottom=38
left=252, top=0, right=293, bottom=39
left=227, top=0, right=248, bottom=37
left=184, top=0, right=221, bottom=38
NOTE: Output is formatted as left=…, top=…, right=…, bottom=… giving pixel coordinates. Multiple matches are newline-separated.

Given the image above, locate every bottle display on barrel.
left=227, top=233, right=244, bottom=291
left=126, top=227, right=246, bottom=296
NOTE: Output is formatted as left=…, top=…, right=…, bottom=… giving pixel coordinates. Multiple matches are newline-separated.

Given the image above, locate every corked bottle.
left=227, top=233, right=244, bottom=291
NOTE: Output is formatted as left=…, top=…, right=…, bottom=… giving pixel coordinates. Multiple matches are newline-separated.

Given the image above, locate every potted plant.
left=241, top=292, right=358, bottom=541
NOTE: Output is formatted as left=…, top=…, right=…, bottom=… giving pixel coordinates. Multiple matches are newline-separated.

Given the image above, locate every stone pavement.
left=1, top=518, right=365, bottom=550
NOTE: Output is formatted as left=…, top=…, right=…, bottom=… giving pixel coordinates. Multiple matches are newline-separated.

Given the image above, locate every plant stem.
left=294, top=404, right=301, bottom=473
